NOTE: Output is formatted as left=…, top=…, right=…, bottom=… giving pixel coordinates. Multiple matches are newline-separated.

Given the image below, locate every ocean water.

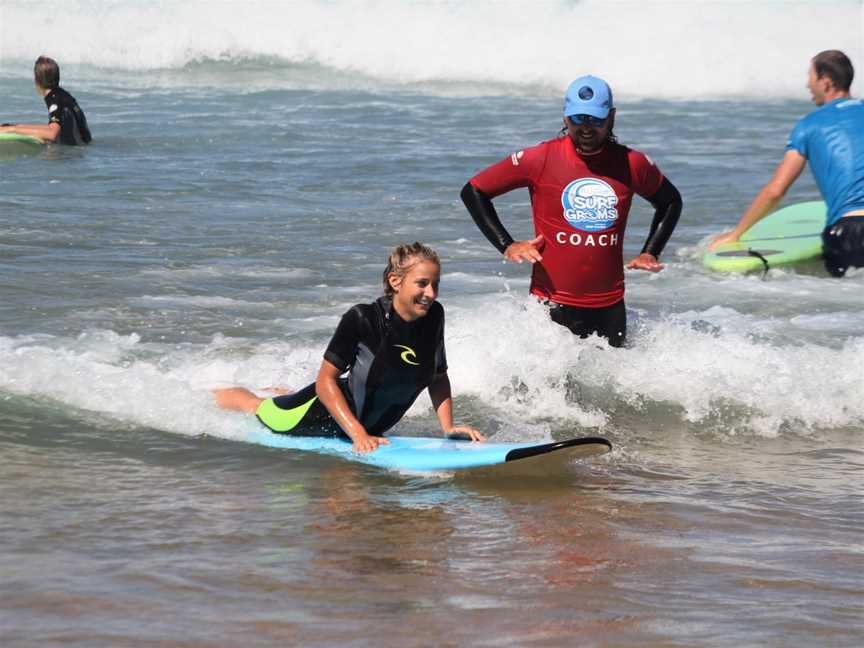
left=1, top=1, right=864, bottom=646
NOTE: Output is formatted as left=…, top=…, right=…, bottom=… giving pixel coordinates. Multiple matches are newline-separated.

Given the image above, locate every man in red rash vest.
left=461, top=75, right=682, bottom=347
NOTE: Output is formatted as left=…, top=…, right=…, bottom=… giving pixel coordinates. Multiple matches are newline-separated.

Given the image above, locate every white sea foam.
left=1, top=1, right=861, bottom=98
left=443, top=290, right=864, bottom=438
left=1, top=285, right=862, bottom=442
left=0, top=331, right=321, bottom=441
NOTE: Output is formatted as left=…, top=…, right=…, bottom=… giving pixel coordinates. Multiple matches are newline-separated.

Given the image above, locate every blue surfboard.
left=244, top=429, right=612, bottom=473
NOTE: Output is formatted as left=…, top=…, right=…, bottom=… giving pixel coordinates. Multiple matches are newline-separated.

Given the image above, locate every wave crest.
left=2, top=1, right=861, bottom=98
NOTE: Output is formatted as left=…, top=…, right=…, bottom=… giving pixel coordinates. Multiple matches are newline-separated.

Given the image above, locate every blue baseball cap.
left=563, top=75, right=614, bottom=120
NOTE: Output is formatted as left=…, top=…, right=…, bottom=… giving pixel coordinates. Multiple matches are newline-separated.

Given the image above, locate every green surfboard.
left=0, top=132, right=44, bottom=158
left=703, top=201, right=826, bottom=273
left=0, top=132, right=43, bottom=146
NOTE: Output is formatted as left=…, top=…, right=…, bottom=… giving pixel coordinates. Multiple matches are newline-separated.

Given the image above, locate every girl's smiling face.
left=388, top=259, right=440, bottom=321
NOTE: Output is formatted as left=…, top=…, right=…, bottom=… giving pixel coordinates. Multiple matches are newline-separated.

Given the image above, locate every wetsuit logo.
left=561, top=178, right=619, bottom=231
left=393, top=344, right=419, bottom=366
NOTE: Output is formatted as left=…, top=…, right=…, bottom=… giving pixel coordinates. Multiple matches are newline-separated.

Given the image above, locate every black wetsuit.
left=256, top=297, right=447, bottom=438
left=44, top=87, right=91, bottom=145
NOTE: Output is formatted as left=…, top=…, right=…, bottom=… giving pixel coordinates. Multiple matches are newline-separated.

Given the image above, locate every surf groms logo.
left=561, top=178, right=619, bottom=232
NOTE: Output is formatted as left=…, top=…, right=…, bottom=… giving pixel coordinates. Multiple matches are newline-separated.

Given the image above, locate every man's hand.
left=626, top=253, right=664, bottom=272
left=708, top=230, right=740, bottom=250
left=504, top=235, right=544, bottom=264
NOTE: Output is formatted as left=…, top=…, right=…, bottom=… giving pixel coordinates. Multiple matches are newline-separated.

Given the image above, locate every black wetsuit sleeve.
left=323, top=307, right=363, bottom=371
left=460, top=182, right=514, bottom=254
left=434, top=306, right=447, bottom=375
left=640, top=177, right=683, bottom=258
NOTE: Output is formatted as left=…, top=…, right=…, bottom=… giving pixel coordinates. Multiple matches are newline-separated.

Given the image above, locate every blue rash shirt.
left=786, top=97, right=864, bottom=226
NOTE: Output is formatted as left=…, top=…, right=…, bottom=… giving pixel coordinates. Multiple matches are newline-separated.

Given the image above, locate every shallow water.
left=2, top=1, right=864, bottom=646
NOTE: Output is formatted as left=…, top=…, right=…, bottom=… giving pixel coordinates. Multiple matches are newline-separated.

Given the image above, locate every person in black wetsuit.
left=0, top=56, right=91, bottom=145
left=214, top=243, right=485, bottom=454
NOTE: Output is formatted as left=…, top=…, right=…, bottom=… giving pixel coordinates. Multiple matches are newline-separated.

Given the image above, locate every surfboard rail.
left=243, top=429, right=612, bottom=473
left=0, top=133, right=44, bottom=146
left=703, top=201, right=826, bottom=273
left=504, top=436, right=611, bottom=462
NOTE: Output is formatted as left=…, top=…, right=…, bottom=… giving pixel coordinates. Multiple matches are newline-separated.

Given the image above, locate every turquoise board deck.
left=243, top=430, right=612, bottom=473
left=703, top=201, right=826, bottom=273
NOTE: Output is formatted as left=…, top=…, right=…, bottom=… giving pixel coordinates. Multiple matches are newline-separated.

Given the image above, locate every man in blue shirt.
left=712, top=50, right=864, bottom=276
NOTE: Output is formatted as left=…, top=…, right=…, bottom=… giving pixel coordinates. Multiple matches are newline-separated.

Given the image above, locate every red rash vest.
left=470, top=136, right=664, bottom=308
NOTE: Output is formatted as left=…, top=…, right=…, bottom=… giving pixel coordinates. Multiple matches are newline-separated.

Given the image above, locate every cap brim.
left=565, top=105, right=610, bottom=120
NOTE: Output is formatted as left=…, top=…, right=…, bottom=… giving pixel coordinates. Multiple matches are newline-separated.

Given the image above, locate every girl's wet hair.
left=383, top=242, right=440, bottom=297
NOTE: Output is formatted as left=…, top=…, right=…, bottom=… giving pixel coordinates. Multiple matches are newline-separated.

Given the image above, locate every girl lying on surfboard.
left=214, top=242, right=484, bottom=453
